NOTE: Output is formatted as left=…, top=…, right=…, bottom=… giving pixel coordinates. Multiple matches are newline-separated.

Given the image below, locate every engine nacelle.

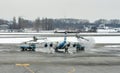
left=44, top=43, right=48, bottom=47
left=67, top=43, right=70, bottom=47
left=73, top=44, right=76, bottom=47
left=44, top=43, right=54, bottom=48
left=49, top=43, right=53, bottom=47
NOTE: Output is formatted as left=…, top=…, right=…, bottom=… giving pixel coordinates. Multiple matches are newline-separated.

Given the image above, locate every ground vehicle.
left=20, top=43, right=36, bottom=51
left=20, top=36, right=46, bottom=51
left=76, top=43, right=85, bottom=52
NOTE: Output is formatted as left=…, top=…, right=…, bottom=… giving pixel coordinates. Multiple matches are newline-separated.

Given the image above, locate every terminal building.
left=96, top=24, right=118, bottom=33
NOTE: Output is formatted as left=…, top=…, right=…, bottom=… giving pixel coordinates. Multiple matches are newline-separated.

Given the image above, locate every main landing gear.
left=54, top=47, right=68, bottom=53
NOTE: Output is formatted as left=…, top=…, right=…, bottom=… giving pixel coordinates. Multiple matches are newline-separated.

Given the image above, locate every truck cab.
left=76, top=43, right=85, bottom=52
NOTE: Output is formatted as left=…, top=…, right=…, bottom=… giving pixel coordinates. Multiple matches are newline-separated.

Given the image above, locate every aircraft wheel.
left=32, top=49, right=35, bottom=51
left=55, top=48, right=58, bottom=52
left=28, top=49, right=31, bottom=51
left=80, top=47, right=85, bottom=51
left=65, top=47, right=68, bottom=53
left=76, top=48, right=79, bottom=52
left=29, top=48, right=32, bottom=51
left=24, top=48, right=27, bottom=51
left=21, top=48, right=24, bottom=51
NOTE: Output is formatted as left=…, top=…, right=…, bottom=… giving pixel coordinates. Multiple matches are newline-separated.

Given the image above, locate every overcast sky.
left=0, top=0, right=120, bottom=22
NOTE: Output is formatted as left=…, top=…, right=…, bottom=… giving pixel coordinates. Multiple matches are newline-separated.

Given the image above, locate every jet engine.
left=44, top=43, right=54, bottom=48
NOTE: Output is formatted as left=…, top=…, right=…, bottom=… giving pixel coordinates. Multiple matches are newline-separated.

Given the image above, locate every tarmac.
left=0, top=44, right=120, bottom=73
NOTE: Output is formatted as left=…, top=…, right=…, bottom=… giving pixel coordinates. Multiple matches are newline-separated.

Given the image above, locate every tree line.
left=1, top=17, right=120, bottom=32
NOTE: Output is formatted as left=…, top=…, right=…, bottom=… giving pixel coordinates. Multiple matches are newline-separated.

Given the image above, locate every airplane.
left=44, top=33, right=89, bottom=53
left=41, top=33, right=93, bottom=53
left=40, top=32, right=70, bottom=53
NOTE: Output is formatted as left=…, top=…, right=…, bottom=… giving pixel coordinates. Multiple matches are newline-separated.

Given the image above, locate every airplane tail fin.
left=64, top=32, right=67, bottom=42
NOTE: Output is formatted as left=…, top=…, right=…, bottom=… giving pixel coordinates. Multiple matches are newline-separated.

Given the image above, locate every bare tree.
left=12, top=17, right=17, bottom=29
left=34, top=18, right=41, bottom=32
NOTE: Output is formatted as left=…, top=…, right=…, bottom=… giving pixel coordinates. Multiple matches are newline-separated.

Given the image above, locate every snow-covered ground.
left=0, top=36, right=120, bottom=44
left=93, top=36, right=120, bottom=44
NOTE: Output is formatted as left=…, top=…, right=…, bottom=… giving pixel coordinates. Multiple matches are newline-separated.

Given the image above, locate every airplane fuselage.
left=57, top=41, right=66, bottom=49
